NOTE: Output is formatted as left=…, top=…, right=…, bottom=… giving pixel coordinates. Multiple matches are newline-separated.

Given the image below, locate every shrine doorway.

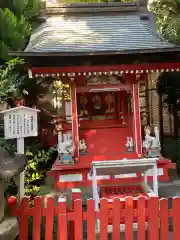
left=77, top=88, right=134, bottom=159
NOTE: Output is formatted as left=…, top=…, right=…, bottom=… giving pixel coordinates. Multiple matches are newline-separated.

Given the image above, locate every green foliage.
left=157, top=72, right=180, bottom=133
left=0, top=58, right=24, bottom=102
left=10, top=0, right=41, bottom=20
left=0, top=135, right=56, bottom=199
left=24, top=147, right=55, bottom=197
left=157, top=72, right=180, bottom=114
left=0, top=0, right=41, bottom=61
left=149, top=0, right=180, bottom=43
left=55, top=0, right=135, bottom=3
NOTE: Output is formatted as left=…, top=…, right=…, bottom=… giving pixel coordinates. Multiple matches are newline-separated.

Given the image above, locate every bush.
left=0, top=137, right=56, bottom=199
left=24, top=146, right=56, bottom=197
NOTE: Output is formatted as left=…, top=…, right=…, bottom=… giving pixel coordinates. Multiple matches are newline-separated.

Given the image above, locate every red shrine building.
left=12, top=0, right=180, bottom=189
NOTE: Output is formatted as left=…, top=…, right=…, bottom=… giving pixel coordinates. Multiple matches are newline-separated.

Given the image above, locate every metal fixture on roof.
left=33, top=68, right=180, bottom=78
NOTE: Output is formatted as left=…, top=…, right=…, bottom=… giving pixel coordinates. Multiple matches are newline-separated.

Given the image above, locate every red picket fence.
left=8, top=196, right=180, bottom=240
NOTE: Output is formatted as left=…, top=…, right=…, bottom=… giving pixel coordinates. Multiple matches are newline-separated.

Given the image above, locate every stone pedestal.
left=0, top=217, right=19, bottom=240
left=148, top=148, right=161, bottom=157
left=0, top=183, right=5, bottom=223
left=0, top=183, right=18, bottom=240
left=0, top=148, right=28, bottom=240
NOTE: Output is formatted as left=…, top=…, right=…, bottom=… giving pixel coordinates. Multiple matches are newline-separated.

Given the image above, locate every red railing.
left=8, top=195, right=180, bottom=240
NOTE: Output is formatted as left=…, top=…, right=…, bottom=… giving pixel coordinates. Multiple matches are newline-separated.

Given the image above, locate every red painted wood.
left=70, top=190, right=82, bottom=240
left=132, top=84, right=142, bottom=154
left=79, top=119, right=128, bottom=129
left=31, top=62, right=180, bottom=75
left=53, top=173, right=169, bottom=190
left=7, top=196, right=17, bottom=214
left=100, top=198, right=109, bottom=240
left=44, top=197, right=55, bottom=240
left=71, top=83, right=79, bottom=160
left=71, top=190, right=82, bottom=203
left=57, top=200, right=68, bottom=240
left=49, top=157, right=173, bottom=190
left=32, top=197, right=43, bottom=240
left=159, top=198, right=168, bottom=240
left=137, top=196, right=146, bottom=240
left=80, top=127, right=132, bottom=158
left=54, top=172, right=60, bottom=190
left=19, top=197, right=29, bottom=240
left=172, top=197, right=180, bottom=240
left=100, top=185, right=148, bottom=199
left=56, top=177, right=143, bottom=190
left=86, top=200, right=96, bottom=240
left=9, top=196, right=180, bottom=240
left=148, top=197, right=159, bottom=240
left=74, top=200, right=83, bottom=240
left=125, top=197, right=134, bottom=240
left=50, top=157, right=173, bottom=171
left=112, top=198, right=121, bottom=240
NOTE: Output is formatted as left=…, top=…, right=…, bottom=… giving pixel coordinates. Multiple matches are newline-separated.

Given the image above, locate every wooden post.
left=70, top=189, right=82, bottom=240
left=71, top=82, right=79, bottom=161
left=45, top=197, right=55, bottom=240
left=100, top=199, right=108, bottom=240
left=132, top=83, right=142, bottom=155
left=160, top=198, right=169, bottom=240
left=87, top=200, right=96, bottom=240
left=153, top=164, right=158, bottom=196
left=112, top=198, right=121, bottom=240
left=32, top=197, right=43, bottom=240
left=17, top=137, right=25, bottom=201
left=71, top=188, right=82, bottom=202
left=57, top=197, right=68, bottom=240
left=137, top=196, right=146, bottom=240
left=125, top=197, right=133, bottom=240
left=148, top=197, right=159, bottom=240
left=172, top=197, right=180, bottom=240
left=19, top=197, right=29, bottom=240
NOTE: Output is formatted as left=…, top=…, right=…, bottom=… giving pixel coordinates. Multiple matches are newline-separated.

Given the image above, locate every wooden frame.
left=8, top=194, right=180, bottom=240
left=91, top=158, right=158, bottom=232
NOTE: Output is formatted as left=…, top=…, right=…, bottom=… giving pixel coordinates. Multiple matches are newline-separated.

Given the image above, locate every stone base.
left=58, top=160, right=75, bottom=165
left=148, top=148, right=161, bottom=158
left=0, top=217, right=19, bottom=240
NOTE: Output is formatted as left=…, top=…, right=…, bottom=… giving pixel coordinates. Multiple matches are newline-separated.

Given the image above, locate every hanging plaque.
left=86, top=76, right=122, bottom=85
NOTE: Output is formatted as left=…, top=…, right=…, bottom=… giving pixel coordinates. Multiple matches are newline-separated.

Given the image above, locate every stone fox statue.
left=143, top=125, right=161, bottom=157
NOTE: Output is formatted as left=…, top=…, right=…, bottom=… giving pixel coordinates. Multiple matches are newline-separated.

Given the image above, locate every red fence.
left=8, top=196, right=180, bottom=240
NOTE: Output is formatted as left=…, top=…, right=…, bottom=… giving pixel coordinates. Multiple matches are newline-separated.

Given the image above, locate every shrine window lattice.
left=77, top=92, right=118, bottom=121
left=139, top=73, right=174, bottom=136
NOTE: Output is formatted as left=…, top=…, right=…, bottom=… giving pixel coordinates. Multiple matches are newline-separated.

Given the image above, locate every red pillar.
left=71, top=82, right=79, bottom=161
left=132, top=83, right=142, bottom=155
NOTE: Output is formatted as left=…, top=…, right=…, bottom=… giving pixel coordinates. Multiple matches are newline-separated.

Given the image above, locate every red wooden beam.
left=132, top=83, right=142, bottom=154
left=31, top=62, right=180, bottom=74
left=71, top=83, right=79, bottom=161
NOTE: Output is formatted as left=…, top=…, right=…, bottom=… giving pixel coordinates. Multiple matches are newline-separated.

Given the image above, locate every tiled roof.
left=25, top=12, right=176, bottom=53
